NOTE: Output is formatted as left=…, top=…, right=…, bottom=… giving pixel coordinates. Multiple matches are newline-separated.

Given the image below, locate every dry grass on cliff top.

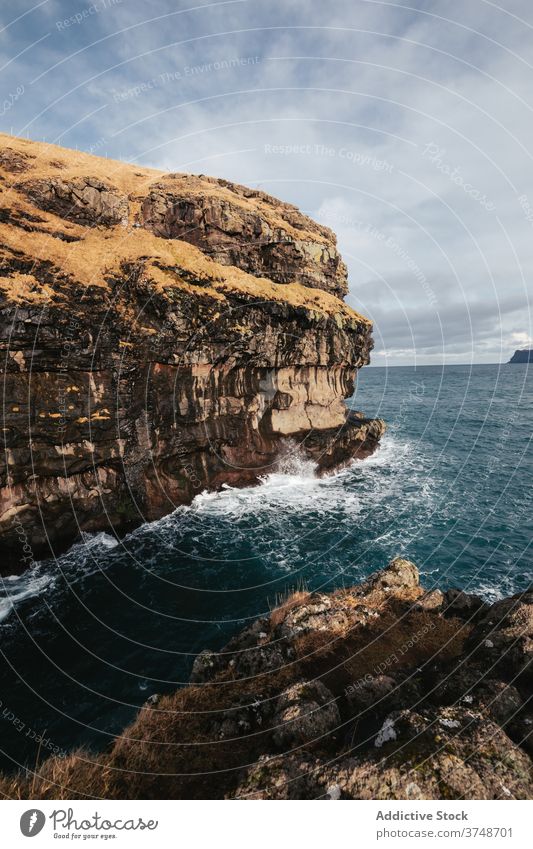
left=0, top=219, right=367, bottom=324
left=0, top=134, right=368, bottom=326
left=0, top=132, right=159, bottom=193
left=0, top=133, right=334, bottom=243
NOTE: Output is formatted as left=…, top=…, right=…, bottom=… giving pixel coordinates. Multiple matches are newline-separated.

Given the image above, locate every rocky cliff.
left=2, top=559, right=531, bottom=799
left=509, top=349, right=533, bottom=364
left=0, top=135, right=384, bottom=571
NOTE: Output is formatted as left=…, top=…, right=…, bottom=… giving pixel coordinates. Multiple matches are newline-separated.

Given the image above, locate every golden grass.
left=0, top=132, right=159, bottom=194
left=0, top=272, right=60, bottom=304
left=270, top=590, right=311, bottom=629
left=0, top=134, right=369, bottom=326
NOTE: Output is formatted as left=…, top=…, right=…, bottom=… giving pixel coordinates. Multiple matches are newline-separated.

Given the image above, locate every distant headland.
left=508, top=349, right=533, bottom=363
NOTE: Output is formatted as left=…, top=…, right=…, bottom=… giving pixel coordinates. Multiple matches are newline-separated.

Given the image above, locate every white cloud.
left=510, top=331, right=533, bottom=348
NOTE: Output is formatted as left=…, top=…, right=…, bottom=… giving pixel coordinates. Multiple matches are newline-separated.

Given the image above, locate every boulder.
left=366, top=557, right=420, bottom=592
left=19, top=177, right=128, bottom=225
left=467, top=589, right=533, bottom=685
left=272, top=680, right=340, bottom=748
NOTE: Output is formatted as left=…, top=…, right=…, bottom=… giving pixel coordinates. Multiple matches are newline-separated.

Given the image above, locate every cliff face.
left=3, top=559, right=531, bottom=800
left=0, top=135, right=383, bottom=570
left=509, top=349, right=533, bottom=363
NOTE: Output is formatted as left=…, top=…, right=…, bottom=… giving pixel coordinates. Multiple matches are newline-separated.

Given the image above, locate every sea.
left=0, top=363, right=531, bottom=771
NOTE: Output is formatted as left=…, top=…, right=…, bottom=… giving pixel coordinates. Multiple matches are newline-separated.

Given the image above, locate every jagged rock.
left=273, top=558, right=421, bottom=643
left=228, top=642, right=289, bottom=680
left=432, top=670, right=529, bottom=732
left=467, top=589, right=533, bottom=685
left=190, top=619, right=289, bottom=683
left=509, top=349, right=533, bottom=363
left=233, top=754, right=323, bottom=799
left=367, top=557, right=420, bottom=592
left=276, top=593, right=348, bottom=639
left=442, top=588, right=489, bottom=619
left=509, top=713, right=533, bottom=756
left=189, top=649, right=220, bottom=684
left=143, top=693, right=161, bottom=708
left=0, top=147, right=34, bottom=173
left=140, top=174, right=348, bottom=297
left=2, top=560, right=532, bottom=800
left=319, top=707, right=533, bottom=800
left=20, top=177, right=128, bottom=225
left=474, top=680, right=526, bottom=726
left=232, top=706, right=533, bottom=800
left=345, top=674, right=397, bottom=711
left=272, top=680, right=340, bottom=747
left=210, top=693, right=274, bottom=740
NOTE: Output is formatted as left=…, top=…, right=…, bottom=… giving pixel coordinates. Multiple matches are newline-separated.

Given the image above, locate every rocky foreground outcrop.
left=0, top=135, right=383, bottom=570
left=2, top=559, right=531, bottom=800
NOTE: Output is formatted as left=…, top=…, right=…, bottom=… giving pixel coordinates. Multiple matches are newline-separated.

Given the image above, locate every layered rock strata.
left=140, top=174, right=348, bottom=296
left=0, top=135, right=383, bottom=570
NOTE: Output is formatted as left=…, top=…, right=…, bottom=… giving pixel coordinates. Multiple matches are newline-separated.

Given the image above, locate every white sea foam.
left=78, top=531, right=120, bottom=550
left=0, top=531, right=120, bottom=626
left=0, top=572, right=53, bottom=624
left=190, top=449, right=363, bottom=522
left=0, top=434, right=438, bottom=622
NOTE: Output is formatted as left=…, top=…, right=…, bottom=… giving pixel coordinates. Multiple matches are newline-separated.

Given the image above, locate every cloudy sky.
left=1, top=0, right=532, bottom=365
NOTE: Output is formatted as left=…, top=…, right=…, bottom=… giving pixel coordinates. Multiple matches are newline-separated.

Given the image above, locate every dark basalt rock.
left=509, top=349, right=533, bottom=363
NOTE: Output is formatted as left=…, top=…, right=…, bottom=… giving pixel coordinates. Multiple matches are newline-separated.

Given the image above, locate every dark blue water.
left=1, top=364, right=531, bottom=771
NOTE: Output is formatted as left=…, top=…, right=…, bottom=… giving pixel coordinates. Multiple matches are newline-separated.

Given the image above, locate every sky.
left=1, top=0, right=532, bottom=365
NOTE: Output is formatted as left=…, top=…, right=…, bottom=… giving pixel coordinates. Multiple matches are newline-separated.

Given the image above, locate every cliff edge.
left=0, top=135, right=384, bottom=570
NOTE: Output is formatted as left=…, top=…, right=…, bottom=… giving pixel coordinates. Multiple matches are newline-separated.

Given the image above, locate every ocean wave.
left=0, top=531, right=120, bottom=627
left=0, top=570, right=53, bottom=624
left=0, top=434, right=434, bottom=623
